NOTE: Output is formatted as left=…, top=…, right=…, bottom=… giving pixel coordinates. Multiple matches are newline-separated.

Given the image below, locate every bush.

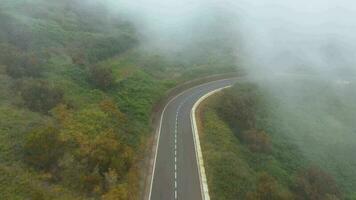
left=242, top=129, right=272, bottom=153
left=217, top=83, right=261, bottom=130
left=89, top=65, right=115, bottom=90
left=5, top=54, right=43, bottom=78
left=293, top=166, right=342, bottom=200
left=70, top=50, right=87, bottom=66
left=52, top=104, right=134, bottom=195
left=59, top=130, right=133, bottom=195
left=246, top=172, right=293, bottom=200
left=0, top=45, right=43, bottom=78
left=102, top=184, right=128, bottom=200
left=21, top=80, right=64, bottom=113
left=24, top=125, right=64, bottom=171
left=87, top=35, right=137, bottom=63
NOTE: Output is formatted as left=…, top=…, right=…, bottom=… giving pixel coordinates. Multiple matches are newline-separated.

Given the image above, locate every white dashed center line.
left=174, top=96, right=193, bottom=200
left=174, top=101, right=186, bottom=200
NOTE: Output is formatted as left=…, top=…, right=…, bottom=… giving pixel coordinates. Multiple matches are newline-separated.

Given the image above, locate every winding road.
left=149, top=78, right=237, bottom=200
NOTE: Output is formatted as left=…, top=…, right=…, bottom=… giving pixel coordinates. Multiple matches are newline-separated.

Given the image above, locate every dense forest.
left=198, top=83, right=346, bottom=200
left=0, top=0, right=236, bottom=199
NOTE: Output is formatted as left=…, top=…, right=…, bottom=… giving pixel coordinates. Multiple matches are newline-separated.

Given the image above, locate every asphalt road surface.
left=149, top=78, right=237, bottom=200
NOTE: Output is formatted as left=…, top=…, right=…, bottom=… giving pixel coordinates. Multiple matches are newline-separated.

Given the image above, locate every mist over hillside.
left=111, top=0, right=356, bottom=197
left=0, top=0, right=355, bottom=199
left=102, top=0, right=356, bottom=77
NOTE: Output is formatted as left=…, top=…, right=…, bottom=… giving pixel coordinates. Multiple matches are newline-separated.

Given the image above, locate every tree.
left=87, top=35, right=137, bottom=63
left=242, top=129, right=272, bottom=153
left=217, top=84, right=261, bottom=130
left=89, top=65, right=114, bottom=90
left=21, top=80, right=64, bottom=113
left=84, top=131, right=133, bottom=177
left=24, top=125, right=64, bottom=171
left=294, top=166, right=342, bottom=200
left=246, top=172, right=292, bottom=200
left=70, top=50, right=86, bottom=66
left=5, top=54, right=43, bottom=78
left=0, top=44, right=44, bottom=78
left=80, top=166, right=103, bottom=195
left=99, top=99, right=128, bottom=132
left=59, top=121, right=133, bottom=195
left=49, top=102, right=134, bottom=195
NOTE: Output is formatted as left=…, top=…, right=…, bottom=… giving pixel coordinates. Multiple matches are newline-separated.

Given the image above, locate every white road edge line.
left=190, top=85, right=233, bottom=200
left=148, top=78, right=236, bottom=200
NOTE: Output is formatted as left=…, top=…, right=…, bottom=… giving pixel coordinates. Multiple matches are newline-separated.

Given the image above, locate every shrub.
left=102, top=184, right=128, bottom=200
left=87, top=35, right=137, bottom=63
left=81, top=131, right=133, bottom=177
left=242, top=129, right=272, bottom=153
left=0, top=44, right=42, bottom=78
left=71, top=51, right=87, bottom=66
left=89, top=65, right=115, bottom=90
left=5, top=54, right=43, bottom=78
left=24, top=125, right=64, bottom=171
left=21, top=80, right=64, bottom=113
left=246, top=172, right=292, bottom=200
left=217, top=84, right=260, bottom=130
left=60, top=130, right=133, bottom=195
left=293, top=166, right=342, bottom=200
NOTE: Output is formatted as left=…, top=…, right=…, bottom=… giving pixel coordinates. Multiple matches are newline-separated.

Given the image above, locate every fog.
left=105, top=0, right=356, bottom=192
left=7, top=0, right=355, bottom=192
left=107, top=0, right=356, bottom=78
left=236, top=0, right=356, bottom=77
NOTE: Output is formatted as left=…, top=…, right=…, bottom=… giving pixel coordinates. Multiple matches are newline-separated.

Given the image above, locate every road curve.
left=149, top=78, right=237, bottom=200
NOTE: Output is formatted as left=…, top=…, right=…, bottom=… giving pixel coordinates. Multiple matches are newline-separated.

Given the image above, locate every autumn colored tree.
left=88, top=131, right=133, bottom=176
left=80, top=166, right=103, bottom=194
left=294, top=166, right=342, bottom=200
left=62, top=130, right=134, bottom=195
left=99, top=99, right=129, bottom=132
left=51, top=104, right=72, bottom=126
left=53, top=104, right=134, bottom=194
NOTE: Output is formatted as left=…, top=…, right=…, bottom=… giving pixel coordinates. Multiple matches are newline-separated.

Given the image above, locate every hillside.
left=0, top=0, right=237, bottom=199
left=198, top=80, right=356, bottom=199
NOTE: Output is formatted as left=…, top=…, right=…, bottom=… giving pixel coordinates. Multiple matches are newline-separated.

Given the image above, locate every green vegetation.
left=198, top=83, right=343, bottom=200
left=88, top=65, right=115, bottom=90
left=20, top=80, right=64, bottom=113
left=0, top=0, right=237, bottom=199
left=260, top=78, right=356, bottom=199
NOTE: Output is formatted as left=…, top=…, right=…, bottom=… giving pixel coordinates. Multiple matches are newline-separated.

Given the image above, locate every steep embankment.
left=197, top=82, right=345, bottom=199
